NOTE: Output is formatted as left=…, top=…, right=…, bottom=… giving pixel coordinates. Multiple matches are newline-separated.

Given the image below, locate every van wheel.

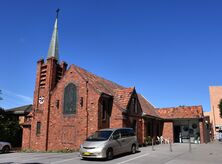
left=131, top=144, right=136, bottom=154
left=2, top=146, right=10, bottom=153
left=106, top=148, right=113, bottom=160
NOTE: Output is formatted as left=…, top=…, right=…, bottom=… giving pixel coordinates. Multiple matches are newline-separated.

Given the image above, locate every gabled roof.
left=137, top=94, right=159, bottom=118
left=70, top=64, right=157, bottom=117
left=72, top=64, right=124, bottom=96
left=156, top=106, right=204, bottom=119
left=114, top=88, right=134, bottom=109
left=6, top=104, right=32, bottom=115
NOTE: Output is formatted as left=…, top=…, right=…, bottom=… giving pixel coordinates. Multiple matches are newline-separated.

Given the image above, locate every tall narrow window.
left=63, top=83, right=77, bottom=114
left=36, top=122, right=41, bottom=136
left=102, top=100, right=106, bottom=120
left=132, top=98, right=138, bottom=113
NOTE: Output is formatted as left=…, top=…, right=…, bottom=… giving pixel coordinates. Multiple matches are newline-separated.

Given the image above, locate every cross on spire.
left=56, top=8, right=60, bottom=18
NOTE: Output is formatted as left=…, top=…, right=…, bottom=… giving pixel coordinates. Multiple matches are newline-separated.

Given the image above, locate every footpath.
left=146, top=141, right=222, bottom=164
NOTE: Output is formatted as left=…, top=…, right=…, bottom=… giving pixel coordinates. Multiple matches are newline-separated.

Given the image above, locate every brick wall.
left=209, top=86, right=222, bottom=138
left=43, top=64, right=101, bottom=151
left=199, top=120, right=206, bottom=143
left=22, top=126, right=31, bottom=149
left=162, top=121, right=174, bottom=143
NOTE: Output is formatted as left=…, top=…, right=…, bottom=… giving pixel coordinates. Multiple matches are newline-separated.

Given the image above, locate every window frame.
left=63, top=83, right=77, bottom=115
left=36, top=121, right=41, bottom=136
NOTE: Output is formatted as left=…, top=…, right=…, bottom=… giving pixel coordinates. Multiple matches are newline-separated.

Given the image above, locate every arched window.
left=63, top=83, right=77, bottom=114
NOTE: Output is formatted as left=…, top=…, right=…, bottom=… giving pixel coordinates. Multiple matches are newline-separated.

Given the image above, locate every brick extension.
left=157, top=106, right=206, bottom=144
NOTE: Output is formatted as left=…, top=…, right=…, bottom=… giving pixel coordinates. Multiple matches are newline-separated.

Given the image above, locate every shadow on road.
left=81, top=150, right=141, bottom=162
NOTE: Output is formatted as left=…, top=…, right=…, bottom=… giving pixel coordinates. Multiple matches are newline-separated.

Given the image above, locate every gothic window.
left=63, top=83, right=77, bottom=114
left=132, top=98, right=138, bottom=113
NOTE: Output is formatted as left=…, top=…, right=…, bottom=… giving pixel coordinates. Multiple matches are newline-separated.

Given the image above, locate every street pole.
left=189, top=136, right=192, bottom=152
left=170, top=139, right=172, bottom=152
left=152, top=138, right=155, bottom=151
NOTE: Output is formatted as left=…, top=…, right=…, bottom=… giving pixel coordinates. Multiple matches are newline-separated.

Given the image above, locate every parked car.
left=0, top=141, right=11, bottom=153
left=79, top=128, right=139, bottom=160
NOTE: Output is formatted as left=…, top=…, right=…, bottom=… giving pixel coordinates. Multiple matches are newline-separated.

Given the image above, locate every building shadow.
left=81, top=150, right=141, bottom=162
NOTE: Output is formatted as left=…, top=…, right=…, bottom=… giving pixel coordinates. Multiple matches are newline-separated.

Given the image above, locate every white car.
left=0, top=142, right=11, bottom=153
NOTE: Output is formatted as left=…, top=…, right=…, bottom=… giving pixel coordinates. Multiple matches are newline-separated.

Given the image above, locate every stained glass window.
left=63, top=83, right=77, bottom=114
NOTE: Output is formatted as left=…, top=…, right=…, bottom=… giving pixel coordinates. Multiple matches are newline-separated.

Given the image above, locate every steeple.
left=47, top=9, right=60, bottom=61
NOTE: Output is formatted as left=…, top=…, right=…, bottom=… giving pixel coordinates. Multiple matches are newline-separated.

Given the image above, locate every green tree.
left=218, top=99, right=222, bottom=118
left=0, top=108, right=22, bottom=147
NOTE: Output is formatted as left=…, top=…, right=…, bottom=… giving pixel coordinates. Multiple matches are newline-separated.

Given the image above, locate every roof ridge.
left=137, top=94, right=159, bottom=118
left=138, top=93, right=156, bottom=108
left=114, top=87, right=134, bottom=91
left=6, top=104, right=32, bottom=111
left=71, top=64, right=126, bottom=89
left=157, top=105, right=203, bottom=110
left=72, top=65, right=101, bottom=95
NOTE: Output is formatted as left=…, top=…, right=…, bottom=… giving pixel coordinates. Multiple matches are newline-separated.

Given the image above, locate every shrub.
left=144, top=136, right=152, bottom=145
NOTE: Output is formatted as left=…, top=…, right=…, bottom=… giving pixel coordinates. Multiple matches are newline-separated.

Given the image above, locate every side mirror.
left=113, top=133, right=120, bottom=140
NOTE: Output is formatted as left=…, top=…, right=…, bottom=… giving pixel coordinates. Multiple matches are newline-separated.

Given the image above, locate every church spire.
left=47, top=9, right=60, bottom=61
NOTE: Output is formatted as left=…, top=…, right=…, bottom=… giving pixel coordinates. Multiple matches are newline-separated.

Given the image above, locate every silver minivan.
left=79, top=128, right=139, bottom=160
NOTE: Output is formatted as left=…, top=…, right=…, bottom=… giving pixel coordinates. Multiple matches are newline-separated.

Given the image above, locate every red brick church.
left=22, top=12, right=208, bottom=151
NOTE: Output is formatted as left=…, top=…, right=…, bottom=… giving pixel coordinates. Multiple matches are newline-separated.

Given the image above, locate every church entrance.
left=98, top=94, right=113, bottom=129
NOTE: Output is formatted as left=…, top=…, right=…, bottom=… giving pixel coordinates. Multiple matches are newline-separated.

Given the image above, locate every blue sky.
left=1, top=0, right=222, bottom=111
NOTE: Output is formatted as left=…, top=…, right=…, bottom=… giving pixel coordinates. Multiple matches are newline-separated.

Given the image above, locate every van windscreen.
left=86, top=130, right=113, bottom=141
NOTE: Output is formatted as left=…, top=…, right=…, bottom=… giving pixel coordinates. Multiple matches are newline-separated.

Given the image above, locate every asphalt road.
left=0, top=142, right=221, bottom=164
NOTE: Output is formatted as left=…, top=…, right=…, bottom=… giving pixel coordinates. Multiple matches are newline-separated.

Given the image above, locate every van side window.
left=113, top=130, right=121, bottom=139
left=129, top=129, right=135, bottom=136
left=120, top=129, right=128, bottom=138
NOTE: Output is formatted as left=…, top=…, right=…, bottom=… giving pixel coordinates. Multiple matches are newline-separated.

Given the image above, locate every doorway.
left=174, top=126, right=181, bottom=143
left=98, top=95, right=113, bottom=130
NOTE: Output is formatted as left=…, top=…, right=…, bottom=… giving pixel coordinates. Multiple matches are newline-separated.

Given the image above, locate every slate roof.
left=6, top=104, right=32, bottom=115
left=71, top=64, right=158, bottom=116
left=156, top=106, right=204, bottom=119
left=137, top=94, right=159, bottom=118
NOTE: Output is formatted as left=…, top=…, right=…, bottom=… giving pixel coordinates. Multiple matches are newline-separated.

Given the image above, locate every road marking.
left=0, top=153, right=50, bottom=161
left=117, top=153, right=150, bottom=164
left=18, top=153, right=74, bottom=162
left=51, top=157, right=80, bottom=164
left=20, top=156, right=55, bottom=162
left=0, top=153, right=78, bottom=163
